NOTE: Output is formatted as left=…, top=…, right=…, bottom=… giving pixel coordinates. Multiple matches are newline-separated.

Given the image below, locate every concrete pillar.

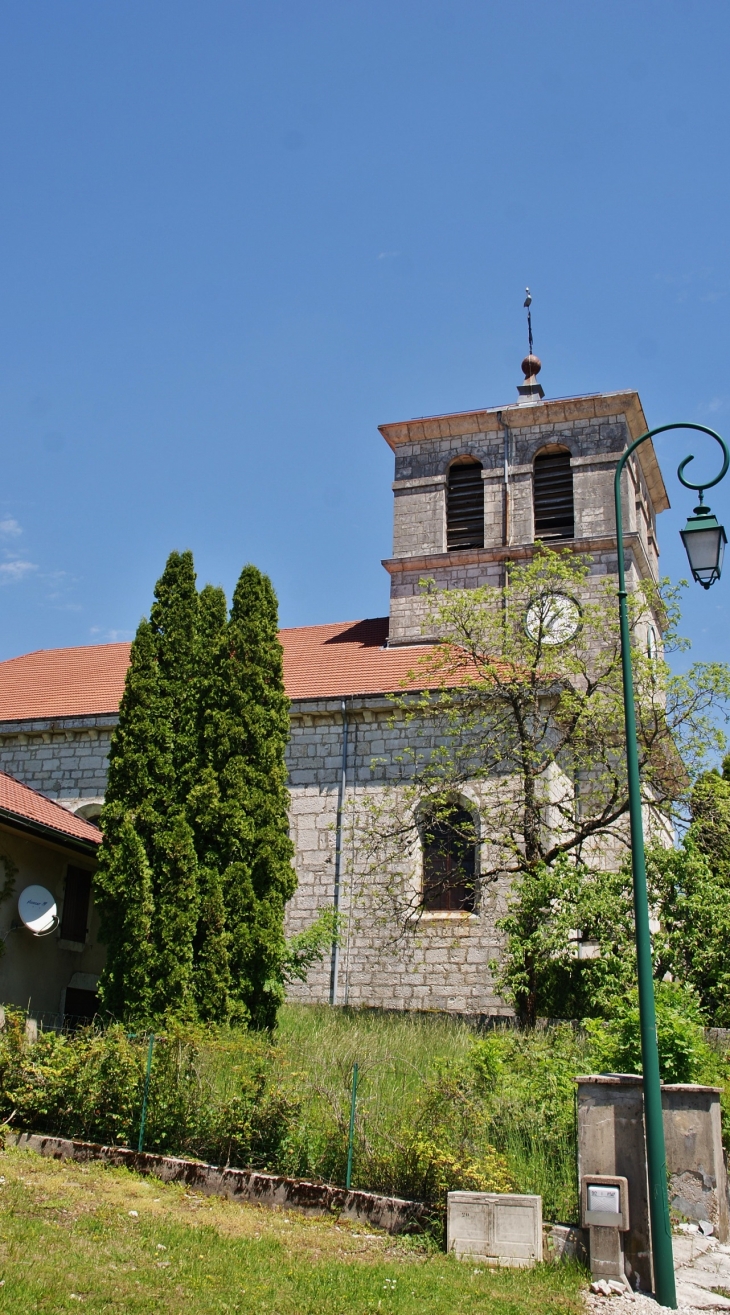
left=576, top=1075, right=652, bottom=1292
left=577, top=1075, right=730, bottom=1293
left=662, top=1084, right=728, bottom=1242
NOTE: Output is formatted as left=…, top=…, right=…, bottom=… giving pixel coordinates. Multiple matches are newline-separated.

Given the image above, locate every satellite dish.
left=18, top=885, right=58, bottom=936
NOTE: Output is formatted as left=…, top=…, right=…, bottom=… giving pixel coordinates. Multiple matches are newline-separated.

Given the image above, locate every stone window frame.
left=416, top=792, right=482, bottom=922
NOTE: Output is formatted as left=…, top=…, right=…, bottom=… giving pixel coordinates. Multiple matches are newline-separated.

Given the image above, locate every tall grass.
left=0, top=1003, right=590, bottom=1225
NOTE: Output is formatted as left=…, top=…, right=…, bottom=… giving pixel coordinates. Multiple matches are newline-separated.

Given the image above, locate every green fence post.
left=346, top=1062, right=358, bottom=1190
left=137, top=1033, right=155, bottom=1154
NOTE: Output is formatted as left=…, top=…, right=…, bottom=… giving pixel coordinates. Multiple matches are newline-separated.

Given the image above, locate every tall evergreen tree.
left=203, top=565, right=295, bottom=1029
left=96, top=553, right=296, bottom=1028
left=189, top=583, right=234, bottom=1022
left=96, top=553, right=201, bottom=1022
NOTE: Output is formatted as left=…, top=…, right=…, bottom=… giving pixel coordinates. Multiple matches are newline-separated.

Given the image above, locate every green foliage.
left=0, top=1009, right=298, bottom=1171
left=584, top=983, right=721, bottom=1085
left=0, top=1006, right=595, bottom=1225
left=496, top=753, right=730, bottom=1026
left=96, top=552, right=298, bottom=1029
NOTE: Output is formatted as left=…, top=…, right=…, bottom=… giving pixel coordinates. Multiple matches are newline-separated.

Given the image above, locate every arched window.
left=447, top=459, right=484, bottom=550
left=421, top=803, right=477, bottom=912
left=533, top=448, right=574, bottom=540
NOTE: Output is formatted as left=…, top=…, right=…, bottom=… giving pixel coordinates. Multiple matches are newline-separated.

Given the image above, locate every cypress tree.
left=204, top=565, right=295, bottom=1029
left=189, top=584, right=235, bottom=1022
left=96, top=554, right=295, bottom=1029
left=96, top=553, right=201, bottom=1022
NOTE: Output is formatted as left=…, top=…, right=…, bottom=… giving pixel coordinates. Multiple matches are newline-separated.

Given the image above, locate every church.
left=0, top=353, right=668, bottom=1021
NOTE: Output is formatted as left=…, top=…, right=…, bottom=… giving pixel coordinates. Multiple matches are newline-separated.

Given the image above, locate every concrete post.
left=662, top=1084, right=728, bottom=1242
left=577, top=1076, right=730, bottom=1293
left=576, top=1076, right=652, bottom=1292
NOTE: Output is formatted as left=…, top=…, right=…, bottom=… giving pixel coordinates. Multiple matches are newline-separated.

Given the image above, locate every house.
left=0, top=771, right=101, bottom=1022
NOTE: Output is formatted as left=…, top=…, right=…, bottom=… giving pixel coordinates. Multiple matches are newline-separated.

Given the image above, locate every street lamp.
left=614, top=422, right=729, bottom=1310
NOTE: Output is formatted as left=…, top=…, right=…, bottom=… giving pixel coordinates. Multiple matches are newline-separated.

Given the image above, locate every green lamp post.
left=614, top=422, right=729, bottom=1309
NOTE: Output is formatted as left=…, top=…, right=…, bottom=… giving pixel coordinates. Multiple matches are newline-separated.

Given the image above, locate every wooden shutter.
left=447, top=462, right=484, bottom=550
left=422, top=810, right=476, bottom=912
left=533, top=451, right=574, bottom=540
left=59, top=866, right=92, bottom=943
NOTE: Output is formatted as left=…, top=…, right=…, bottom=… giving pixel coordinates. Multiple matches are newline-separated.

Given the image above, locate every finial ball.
left=521, top=354, right=542, bottom=379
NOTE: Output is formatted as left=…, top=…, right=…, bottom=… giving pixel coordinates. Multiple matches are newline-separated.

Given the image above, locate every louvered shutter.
left=447, top=462, right=484, bottom=550
left=533, top=452, right=574, bottom=540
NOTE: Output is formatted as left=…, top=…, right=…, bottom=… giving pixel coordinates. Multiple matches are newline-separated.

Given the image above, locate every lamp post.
left=614, top=422, right=729, bottom=1309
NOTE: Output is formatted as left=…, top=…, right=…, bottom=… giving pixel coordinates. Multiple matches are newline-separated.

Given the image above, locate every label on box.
left=587, top=1185, right=620, bottom=1214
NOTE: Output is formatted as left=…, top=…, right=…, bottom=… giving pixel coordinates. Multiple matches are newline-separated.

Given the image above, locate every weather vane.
left=524, top=288, right=534, bottom=356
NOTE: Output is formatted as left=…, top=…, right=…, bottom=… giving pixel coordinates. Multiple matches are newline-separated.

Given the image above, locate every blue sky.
left=0, top=1, right=729, bottom=668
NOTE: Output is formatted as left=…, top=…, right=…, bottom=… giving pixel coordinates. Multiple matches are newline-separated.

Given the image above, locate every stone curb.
left=6, top=1131, right=588, bottom=1260
left=7, top=1132, right=428, bottom=1234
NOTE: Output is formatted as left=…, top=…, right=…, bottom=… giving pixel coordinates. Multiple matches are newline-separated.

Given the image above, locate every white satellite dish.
left=18, top=885, right=58, bottom=936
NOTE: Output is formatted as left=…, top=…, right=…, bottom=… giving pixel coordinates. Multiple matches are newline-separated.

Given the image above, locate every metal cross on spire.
left=524, top=287, right=534, bottom=356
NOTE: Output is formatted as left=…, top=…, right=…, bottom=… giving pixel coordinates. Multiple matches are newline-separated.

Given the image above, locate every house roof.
left=0, top=620, right=440, bottom=722
left=0, top=771, right=101, bottom=852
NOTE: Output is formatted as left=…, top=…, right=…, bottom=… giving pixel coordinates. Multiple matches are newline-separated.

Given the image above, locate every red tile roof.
left=0, top=643, right=132, bottom=722
left=0, top=621, right=443, bottom=721
left=281, top=618, right=439, bottom=699
left=0, top=771, right=101, bottom=847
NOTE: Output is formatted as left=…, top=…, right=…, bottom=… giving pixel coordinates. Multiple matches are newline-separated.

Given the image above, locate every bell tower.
left=379, top=356, right=669, bottom=645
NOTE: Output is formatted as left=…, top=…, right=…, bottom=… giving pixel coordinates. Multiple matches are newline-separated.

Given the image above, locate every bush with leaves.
left=0, top=1011, right=300, bottom=1171
left=584, top=983, right=722, bottom=1085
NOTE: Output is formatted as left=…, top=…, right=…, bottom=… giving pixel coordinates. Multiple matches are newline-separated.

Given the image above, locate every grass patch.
left=0, top=1147, right=586, bottom=1314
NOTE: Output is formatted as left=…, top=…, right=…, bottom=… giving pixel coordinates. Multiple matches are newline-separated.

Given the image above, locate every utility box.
left=581, top=1174, right=630, bottom=1286
left=447, top=1192, right=543, bottom=1267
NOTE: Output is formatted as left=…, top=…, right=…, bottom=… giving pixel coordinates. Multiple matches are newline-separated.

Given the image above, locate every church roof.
left=0, top=771, right=101, bottom=850
left=0, top=620, right=440, bottom=721
left=281, top=617, right=437, bottom=699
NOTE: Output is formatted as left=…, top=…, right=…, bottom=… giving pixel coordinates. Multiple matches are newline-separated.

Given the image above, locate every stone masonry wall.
left=0, top=698, right=517, bottom=1015
left=0, top=716, right=115, bottom=816
left=385, top=412, right=660, bottom=645
left=285, top=696, right=514, bottom=1015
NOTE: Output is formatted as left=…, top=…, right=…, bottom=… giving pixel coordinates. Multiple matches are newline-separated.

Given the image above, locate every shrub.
left=584, top=983, right=721, bottom=1085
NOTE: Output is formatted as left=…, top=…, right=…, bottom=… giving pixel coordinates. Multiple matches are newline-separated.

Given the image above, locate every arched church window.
left=447, top=459, right=484, bottom=550
left=421, top=803, right=477, bottom=912
left=533, top=448, right=574, bottom=540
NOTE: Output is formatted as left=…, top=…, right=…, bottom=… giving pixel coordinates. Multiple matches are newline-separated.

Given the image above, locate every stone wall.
left=0, top=715, right=114, bottom=816
left=285, top=696, right=514, bottom=1015
left=384, top=411, right=661, bottom=645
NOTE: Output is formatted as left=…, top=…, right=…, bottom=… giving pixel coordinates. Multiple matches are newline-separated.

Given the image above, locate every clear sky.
left=0, top=1, right=728, bottom=669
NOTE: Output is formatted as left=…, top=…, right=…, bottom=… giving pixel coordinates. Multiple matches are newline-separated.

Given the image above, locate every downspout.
left=498, top=410, right=510, bottom=549
left=329, top=699, right=349, bottom=1005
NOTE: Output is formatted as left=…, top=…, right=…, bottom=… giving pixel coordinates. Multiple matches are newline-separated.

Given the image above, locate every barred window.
left=533, top=449, right=574, bottom=540
left=422, top=804, right=477, bottom=912
left=447, top=459, right=484, bottom=550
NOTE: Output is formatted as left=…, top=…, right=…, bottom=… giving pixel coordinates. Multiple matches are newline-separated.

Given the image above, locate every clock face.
left=525, top=593, right=581, bottom=646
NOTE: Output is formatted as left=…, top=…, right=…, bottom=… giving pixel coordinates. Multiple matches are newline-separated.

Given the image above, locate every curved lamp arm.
left=613, top=421, right=730, bottom=597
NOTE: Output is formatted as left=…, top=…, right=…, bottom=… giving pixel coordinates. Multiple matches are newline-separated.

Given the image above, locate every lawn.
left=0, top=1147, right=586, bottom=1314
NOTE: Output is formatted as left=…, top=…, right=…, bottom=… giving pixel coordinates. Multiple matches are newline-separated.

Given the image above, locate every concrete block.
left=447, top=1192, right=543, bottom=1267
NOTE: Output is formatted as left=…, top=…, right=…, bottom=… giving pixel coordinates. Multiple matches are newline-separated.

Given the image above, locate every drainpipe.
left=329, top=699, right=349, bottom=1005
left=498, top=410, right=510, bottom=549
